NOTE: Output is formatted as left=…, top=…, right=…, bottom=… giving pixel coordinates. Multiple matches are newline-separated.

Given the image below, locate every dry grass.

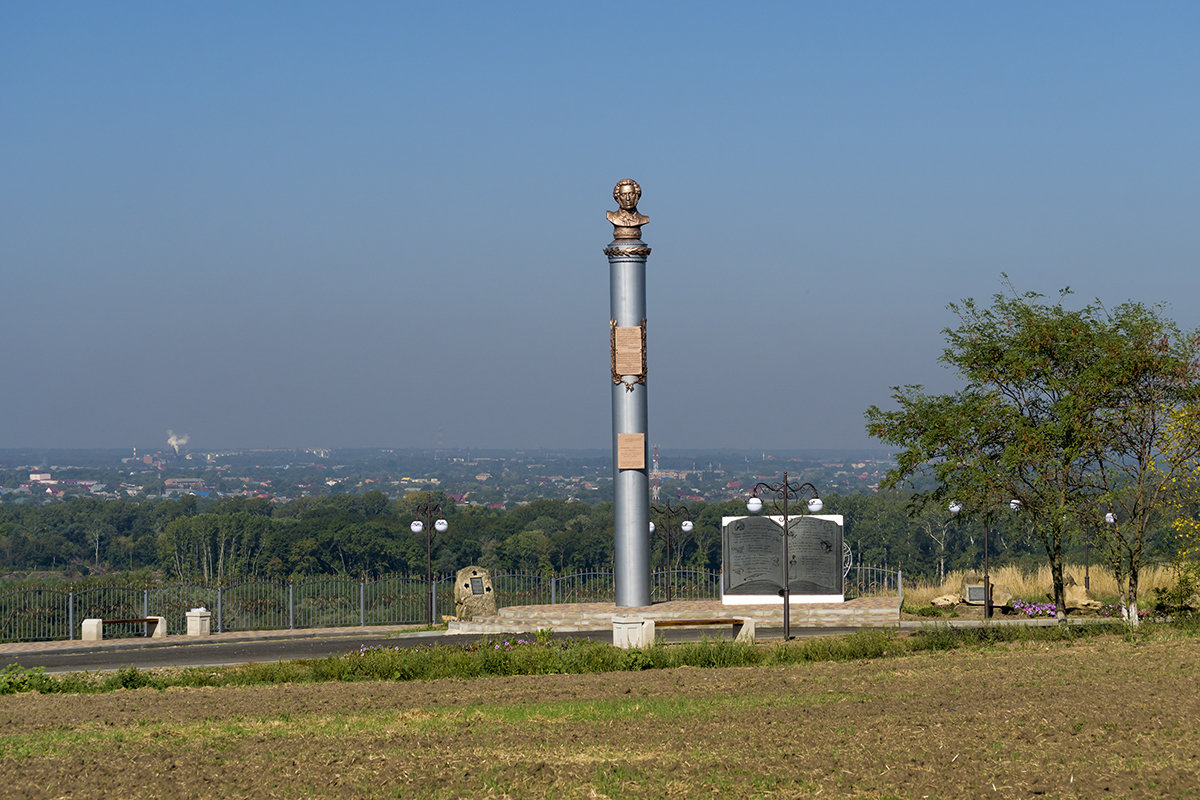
left=904, top=562, right=1180, bottom=605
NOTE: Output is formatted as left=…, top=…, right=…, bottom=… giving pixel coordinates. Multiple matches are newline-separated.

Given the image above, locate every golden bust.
left=606, top=178, right=649, bottom=239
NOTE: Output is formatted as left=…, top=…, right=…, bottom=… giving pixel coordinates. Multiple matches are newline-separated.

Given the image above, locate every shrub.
left=0, top=664, right=54, bottom=695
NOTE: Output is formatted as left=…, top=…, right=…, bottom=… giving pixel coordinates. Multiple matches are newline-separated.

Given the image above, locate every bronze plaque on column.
left=614, top=326, right=644, bottom=376
left=617, top=433, right=646, bottom=470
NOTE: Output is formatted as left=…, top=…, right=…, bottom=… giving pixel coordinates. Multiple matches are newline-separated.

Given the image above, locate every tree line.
left=0, top=489, right=1175, bottom=585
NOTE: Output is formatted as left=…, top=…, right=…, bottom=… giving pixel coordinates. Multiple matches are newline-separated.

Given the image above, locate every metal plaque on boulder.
left=721, top=514, right=845, bottom=603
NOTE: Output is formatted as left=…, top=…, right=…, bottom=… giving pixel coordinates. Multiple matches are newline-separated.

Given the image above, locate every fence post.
left=143, top=588, right=149, bottom=619
left=360, top=578, right=366, bottom=627
left=551, top=576, right=557, bottom=605
left=897, top=567, right=903, bottom=602
left=68, top=590, right=75, bottom=641
left=432, top=576, right=438, bottom=623
left=217, top=585, right=224, bottom=633
left=289, top=583, right=295, bottom=630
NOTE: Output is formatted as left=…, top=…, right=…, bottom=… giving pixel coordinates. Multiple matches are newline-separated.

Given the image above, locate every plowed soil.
left=2, top=633, right=1199, bottom=799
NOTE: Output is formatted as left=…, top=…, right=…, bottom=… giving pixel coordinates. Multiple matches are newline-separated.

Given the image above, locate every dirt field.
left=2, top=633, right=1198, bottom=799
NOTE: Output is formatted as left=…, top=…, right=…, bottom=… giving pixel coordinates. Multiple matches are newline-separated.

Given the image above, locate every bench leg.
left=147, top=616, right=167, bottom=638
left=735, top=618, right=755, bottom=644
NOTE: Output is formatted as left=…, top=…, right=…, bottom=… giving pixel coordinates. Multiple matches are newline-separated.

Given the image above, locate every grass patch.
left=1, top=620, right=1184, bottom=697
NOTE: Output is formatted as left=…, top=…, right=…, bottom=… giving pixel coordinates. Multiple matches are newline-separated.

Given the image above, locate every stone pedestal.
left=81, top=618, right=103, bottom=641
left=613, top=616, right=654, bottom=649
left=186, top=610, right=212, bottom=637
left=146, top=615, right=167, bottom=638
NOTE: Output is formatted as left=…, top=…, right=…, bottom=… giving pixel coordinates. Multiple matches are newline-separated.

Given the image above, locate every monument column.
left=605, top=179, right=651, bottom=607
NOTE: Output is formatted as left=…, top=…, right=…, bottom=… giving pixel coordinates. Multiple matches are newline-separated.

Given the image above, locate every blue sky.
left=3, top=2, right=1198, bottom=452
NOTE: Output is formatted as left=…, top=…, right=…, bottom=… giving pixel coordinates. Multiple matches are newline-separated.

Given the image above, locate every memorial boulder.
left=454, top=566, right=497, bottom=620
left=1061, top=575, right=1102, bottom=611
left=960, top=571, right=989, bottom=605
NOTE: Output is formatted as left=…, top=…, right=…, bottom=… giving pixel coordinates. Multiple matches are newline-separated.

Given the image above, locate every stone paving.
left=0, top=597, right=907, bottom=656
left=0, top=623, right=425, bottom=657
left=447, top=596, right=902, bottom=634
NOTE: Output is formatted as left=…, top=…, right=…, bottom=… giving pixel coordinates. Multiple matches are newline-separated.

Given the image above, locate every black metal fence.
left=0, top=565, right=901, bottom=643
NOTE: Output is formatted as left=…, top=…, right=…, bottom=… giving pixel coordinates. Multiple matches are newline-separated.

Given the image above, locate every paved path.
left=1, top=597, right=1101, bottom=673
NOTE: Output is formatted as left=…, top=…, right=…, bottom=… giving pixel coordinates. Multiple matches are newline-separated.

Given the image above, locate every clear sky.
left=3, top=2, right=1198, bottom=453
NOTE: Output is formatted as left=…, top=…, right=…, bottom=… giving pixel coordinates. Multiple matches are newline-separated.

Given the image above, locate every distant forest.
left=0, top=491, right=1176, bottom=584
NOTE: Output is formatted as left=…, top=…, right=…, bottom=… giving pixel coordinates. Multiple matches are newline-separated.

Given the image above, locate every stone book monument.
left=721, top=515, right=846, bottom=603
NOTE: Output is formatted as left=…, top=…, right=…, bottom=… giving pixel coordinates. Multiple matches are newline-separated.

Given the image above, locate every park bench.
left=81, top=616, right=167, bottom=642
left=612, top=616, right=755, bottom=648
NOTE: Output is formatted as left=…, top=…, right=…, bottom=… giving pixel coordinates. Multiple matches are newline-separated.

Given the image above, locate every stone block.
left=613, top=616, right=654, bottom=649
left=959, top=572, right=981, bottom=599
left=147, top=615, right=167, bottom=638
left=734, top=617, right=755, bottom=644
left=186, top=610, right=212, bottom=637
left=1063, top=582, right=1102, bottom=611
left=81, top=618, right=103, bottom=641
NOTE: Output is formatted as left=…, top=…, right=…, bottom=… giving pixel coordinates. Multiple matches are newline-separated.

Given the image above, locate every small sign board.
left=617, top=433, right=646, bottom=470
left=966, top=584, right=986, bottom=603
left=470, top=576, right=485, bottom=596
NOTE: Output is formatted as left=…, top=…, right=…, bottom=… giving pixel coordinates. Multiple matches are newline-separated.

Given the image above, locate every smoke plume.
left=167, top=430, right=189, bottom=455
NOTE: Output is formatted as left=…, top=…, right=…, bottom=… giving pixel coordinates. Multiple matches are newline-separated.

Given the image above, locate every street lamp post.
left=949, top=500, right=997, bottom=619
left=1099, top=511, right=1117, bottom=592
left=747, top=472, right=822, bottom=640
left=410, top=501, right=449, bottom=627
left=650, top=499, right=692, bottom=602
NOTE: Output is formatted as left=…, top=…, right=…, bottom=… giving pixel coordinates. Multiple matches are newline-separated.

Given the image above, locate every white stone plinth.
left=186, top=610, right=212, bottom=637
left=81, top=618, right=103, bottom=641
left=146, top=616, right=167, bottom=638
left=612, top=616, right=654, bottom=649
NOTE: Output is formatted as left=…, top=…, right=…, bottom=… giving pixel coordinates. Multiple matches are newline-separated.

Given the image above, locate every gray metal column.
left=605, top=179, right=652, bottom=607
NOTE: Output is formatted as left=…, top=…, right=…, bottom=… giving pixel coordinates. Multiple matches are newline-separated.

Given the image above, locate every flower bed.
left=1010, top=599, right=1056, bottom=618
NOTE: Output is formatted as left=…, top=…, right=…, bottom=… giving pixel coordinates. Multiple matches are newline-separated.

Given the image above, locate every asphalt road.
left=5, top=625, right=856, bottom=673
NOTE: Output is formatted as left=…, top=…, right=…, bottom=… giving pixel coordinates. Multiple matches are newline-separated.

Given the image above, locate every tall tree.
left=866, top=285, right=1117, bottom=619
left=1086, top=304, right=1200, bottom=623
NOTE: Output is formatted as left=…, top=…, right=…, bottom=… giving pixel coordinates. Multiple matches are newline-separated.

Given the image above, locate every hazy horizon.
left=5, top=3, right=1198, bottom=453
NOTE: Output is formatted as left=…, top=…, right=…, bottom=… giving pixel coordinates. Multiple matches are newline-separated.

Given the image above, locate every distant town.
left=0, top=446, right=895, bottom=507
